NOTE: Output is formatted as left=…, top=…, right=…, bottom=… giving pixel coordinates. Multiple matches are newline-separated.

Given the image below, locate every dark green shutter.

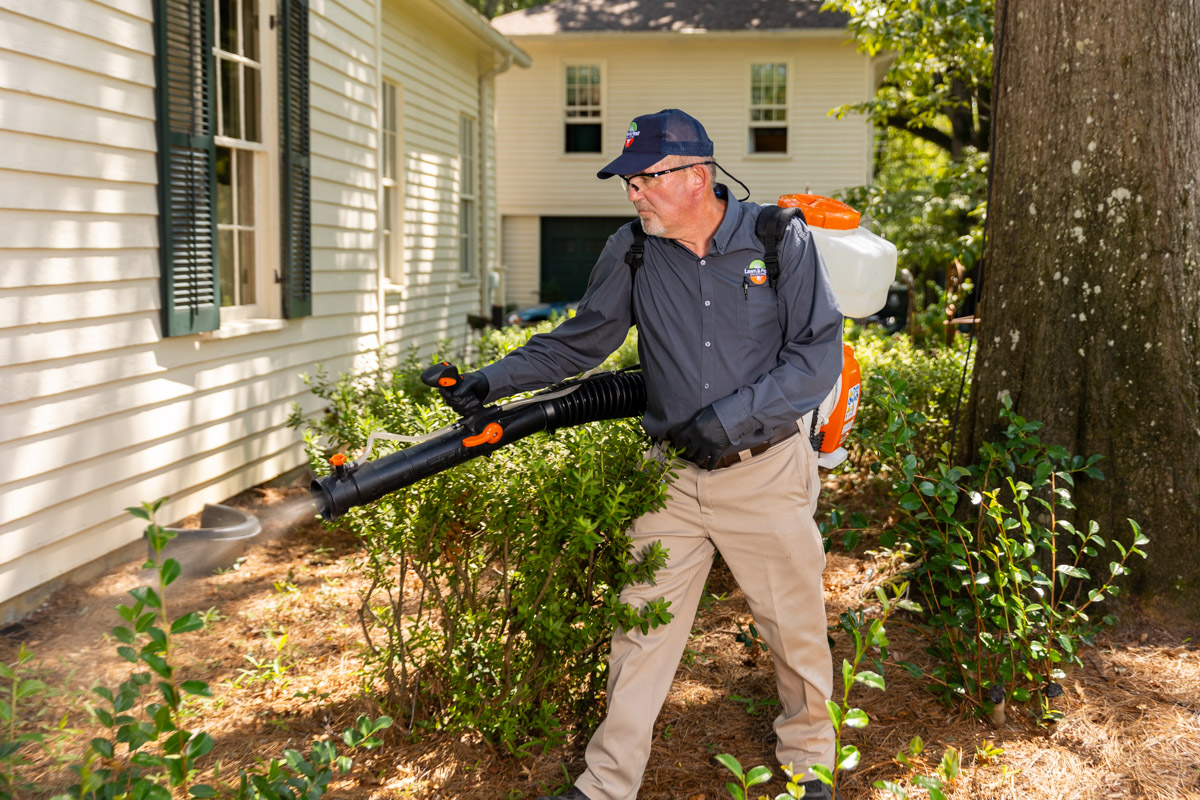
left=153, top=0, right=219, bottom=336
left=280, top=0, right=312, bottom=318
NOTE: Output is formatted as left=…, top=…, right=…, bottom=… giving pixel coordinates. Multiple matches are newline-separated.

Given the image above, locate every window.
left=459, top=115, right=477, bottom=277
left=214, top=0, right=262, bottom=314
left=750, top=62, right=788, bottom=153
left=564, top=64, right=601, bottom=153
left=381, top=80, right=401, bottom=284
left=153, top=0, right=311, bottom=336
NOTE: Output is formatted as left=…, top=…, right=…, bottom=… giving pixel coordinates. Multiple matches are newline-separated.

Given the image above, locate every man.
left=442, top=109, right=843, bottom=800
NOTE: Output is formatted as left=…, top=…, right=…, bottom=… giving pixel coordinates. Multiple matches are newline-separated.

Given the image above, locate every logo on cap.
left=745, top=260, right=768, bottom=285
left=624, top=122, right=639, bottom=149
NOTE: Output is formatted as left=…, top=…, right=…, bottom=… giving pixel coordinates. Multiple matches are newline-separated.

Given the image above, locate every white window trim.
left=458, top=114, right=479, bottom=282
left=215, top=0, right=283, bottom=326
left=561, top=59, right=605, bottom=157
left=381, top=78, right=404, bottom=292
left=746, top=58, right=792, bottom=157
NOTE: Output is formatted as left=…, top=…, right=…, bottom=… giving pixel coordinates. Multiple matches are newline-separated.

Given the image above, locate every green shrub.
left=293, top=322, right=668, bottom=753
left=837, top=129, right=987, bottom=288
left=847, top=322, right=973, bottom=465
left=869, top=375, right=1147, bottom=719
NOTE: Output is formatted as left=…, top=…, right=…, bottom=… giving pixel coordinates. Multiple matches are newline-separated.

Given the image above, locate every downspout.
left=478, top=52, right=515, bottom=320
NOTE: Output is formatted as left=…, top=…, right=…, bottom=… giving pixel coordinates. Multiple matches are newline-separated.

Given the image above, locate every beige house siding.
left=379, top=0, right=511, bottom=359
left=501, top=215, right=541, bottom=310
left=495, top=33, right=873, bottom=305
left=0, top=0, right=525, bottom=620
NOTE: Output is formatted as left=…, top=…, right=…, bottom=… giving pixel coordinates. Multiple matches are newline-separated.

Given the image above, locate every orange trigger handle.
left=462, top=422, right=503, bottom=448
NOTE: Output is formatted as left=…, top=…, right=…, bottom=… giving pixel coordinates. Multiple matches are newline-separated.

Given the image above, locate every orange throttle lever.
left=462, top=422, right=503, bottom=448
left=420, top=361, right=461, bottom=389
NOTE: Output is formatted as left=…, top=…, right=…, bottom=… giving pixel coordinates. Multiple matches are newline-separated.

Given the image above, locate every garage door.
left=539, top=216, right=632, bottom=302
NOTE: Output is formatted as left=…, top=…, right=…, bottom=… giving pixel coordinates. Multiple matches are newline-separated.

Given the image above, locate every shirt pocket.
left=737, top=282, right=780, bottom=342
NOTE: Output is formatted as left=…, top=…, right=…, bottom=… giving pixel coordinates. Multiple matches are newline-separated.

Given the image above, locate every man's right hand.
left=440, top=371, right=489, bottom=417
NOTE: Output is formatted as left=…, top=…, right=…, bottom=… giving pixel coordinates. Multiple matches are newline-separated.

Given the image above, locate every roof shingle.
left=492, top=0, right=848, bottom=36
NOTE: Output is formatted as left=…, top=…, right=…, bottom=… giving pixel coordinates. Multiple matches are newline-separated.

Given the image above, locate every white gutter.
left=439, top=0, right=532, bottom=67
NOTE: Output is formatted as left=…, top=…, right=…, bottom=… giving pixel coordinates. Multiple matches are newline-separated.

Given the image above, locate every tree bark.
left=967, top=1, right=1200, bottom=614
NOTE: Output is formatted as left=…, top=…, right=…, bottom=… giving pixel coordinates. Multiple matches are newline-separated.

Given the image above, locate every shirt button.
left=704, top=300, right=711, bottom=306
left=700, top=259, right=707, bottom=266
left=705, top=341, right=711, bottom=347
left=704, top=383, right=710, bottom=389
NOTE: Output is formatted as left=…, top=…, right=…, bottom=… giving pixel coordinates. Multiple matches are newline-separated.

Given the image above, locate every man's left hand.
left=672, top=405, right=732, bottom=470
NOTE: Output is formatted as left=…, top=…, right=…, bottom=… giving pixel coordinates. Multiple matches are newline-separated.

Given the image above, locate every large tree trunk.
left=967, top=1, right=1200, bottom=614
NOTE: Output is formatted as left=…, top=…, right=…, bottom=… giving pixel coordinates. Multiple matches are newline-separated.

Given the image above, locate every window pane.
left=237, top=150, right=255, bottom=224
left=219, top=229, right=235, bottom=306
left=216, top=146, right=233, bottom=224
left=219, top=0, right=236, bottom=53
left=565, top=122, right=602, bottom=153
left=242, top=0, right=258, bottom=60
left=751, top=127, right=787, bottom=153
left=239, top=229, right=256, bottom=304
left=220, top=58, right=240, bottom=138
left=244, top=65, right=260, bottom=142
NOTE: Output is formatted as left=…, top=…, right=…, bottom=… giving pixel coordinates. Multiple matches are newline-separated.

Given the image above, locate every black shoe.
left=796, top=779, right=835, bottom=800
left=534, top=788, right=590, bottom=800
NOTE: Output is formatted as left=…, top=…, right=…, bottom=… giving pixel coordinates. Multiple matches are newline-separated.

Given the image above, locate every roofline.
left=433, top=0, right=532, bottom=67
left=500, top=28, right=849, bottom=41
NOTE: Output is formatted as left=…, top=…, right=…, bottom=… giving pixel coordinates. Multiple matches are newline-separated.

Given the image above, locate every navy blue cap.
left=596, top=109, right=714, bottom=179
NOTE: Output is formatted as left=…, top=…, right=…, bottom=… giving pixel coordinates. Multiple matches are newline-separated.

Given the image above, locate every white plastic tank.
left=778, top=194, right=898, bottom=318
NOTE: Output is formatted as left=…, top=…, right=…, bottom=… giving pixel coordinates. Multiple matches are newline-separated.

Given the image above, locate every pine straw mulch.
left=3, top=476, right=1200, bottom=800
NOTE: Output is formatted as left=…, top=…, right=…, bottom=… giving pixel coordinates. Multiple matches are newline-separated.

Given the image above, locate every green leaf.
left=1056, top=565, right=1090, bottom=580
left=160, top=559, right=182, bottom=587
left=854, top=670, right=886, bottom=691
left=726, top=782, right=745, bottom=800
left=129, top=586, right=162, bottom=610
left=171, top=612, right=205, bottom=635
left=182, top=680, right=213, bottom=697
left=746, top=765, right=774, bottom=786
left=90, top=737, right=115, bottom=759
left=714, top=753, right=745, bottom=781
left=844, top=708, right=870, bottom=728
left=189, top=786, right=218, bottom=798
left=809, top=764, right=834, bottom=785
left=837, top=744, right=861, bottom=770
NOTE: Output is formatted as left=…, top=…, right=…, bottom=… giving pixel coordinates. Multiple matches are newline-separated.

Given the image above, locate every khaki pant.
left=575, top=434, right=835, bottom=800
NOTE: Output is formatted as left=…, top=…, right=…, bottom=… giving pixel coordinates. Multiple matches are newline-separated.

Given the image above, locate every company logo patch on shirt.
left=624, top=122, right=639, bottom=149
left=744, top=259, right=768, bottom=285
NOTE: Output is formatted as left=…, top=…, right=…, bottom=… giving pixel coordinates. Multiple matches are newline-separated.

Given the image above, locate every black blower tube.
left=310, top=370, right=647, bottom=521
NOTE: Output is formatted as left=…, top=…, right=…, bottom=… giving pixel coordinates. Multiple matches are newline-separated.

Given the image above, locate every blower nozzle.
left=309, top=369, right=647, bottom=521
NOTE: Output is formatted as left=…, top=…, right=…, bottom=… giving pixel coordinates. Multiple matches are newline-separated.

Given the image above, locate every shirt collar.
left=708, top=184, right=743, bottom=255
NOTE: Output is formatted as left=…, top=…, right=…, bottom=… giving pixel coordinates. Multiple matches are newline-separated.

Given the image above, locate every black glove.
left=670, top=405, right=732, bottom=470
left=440, top=371, right=489, bottom=417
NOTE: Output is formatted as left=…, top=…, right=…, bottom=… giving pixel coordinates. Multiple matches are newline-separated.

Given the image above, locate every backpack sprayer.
left=309, top=195, right=896, bottom=523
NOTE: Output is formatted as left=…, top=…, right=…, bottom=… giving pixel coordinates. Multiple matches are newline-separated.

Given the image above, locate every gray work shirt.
left=479, top=191, right=844, bottom=450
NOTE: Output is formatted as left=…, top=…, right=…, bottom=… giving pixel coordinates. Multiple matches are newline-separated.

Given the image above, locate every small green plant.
left=233, top=634, right=294, bottom=688
left=869, top=373, right=1149, bottom=718
left=0, top=499, right=391, bottom=800
left=714, top=756, right=812, bottom=800
left=875, top=743, right=962, bottom=800
left=813, top=583, right=917, bottom=798
left=734, top=622, right=769, bottom=652
left=730, top=694, right=780, bottom=717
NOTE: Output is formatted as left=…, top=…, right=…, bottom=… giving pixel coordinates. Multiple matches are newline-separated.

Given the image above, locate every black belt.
left=708, top=424, right=800, bottom=470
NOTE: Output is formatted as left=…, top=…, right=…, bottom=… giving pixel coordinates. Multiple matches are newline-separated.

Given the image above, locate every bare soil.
left=3, top=476, right=1199, bottom=800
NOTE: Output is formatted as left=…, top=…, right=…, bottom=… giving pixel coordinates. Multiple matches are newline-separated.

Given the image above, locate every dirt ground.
left=3, top=476, right=1200, bottom=800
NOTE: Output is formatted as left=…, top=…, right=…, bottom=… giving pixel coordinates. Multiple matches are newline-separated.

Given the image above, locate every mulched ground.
left=3, top=474, right=1199, bottom=800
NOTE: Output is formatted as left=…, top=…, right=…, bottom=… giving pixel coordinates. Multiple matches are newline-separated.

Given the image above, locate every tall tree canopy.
left=968, top=1, right=1200, bottom=614
left=822, top=0, right=993, bottom=159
